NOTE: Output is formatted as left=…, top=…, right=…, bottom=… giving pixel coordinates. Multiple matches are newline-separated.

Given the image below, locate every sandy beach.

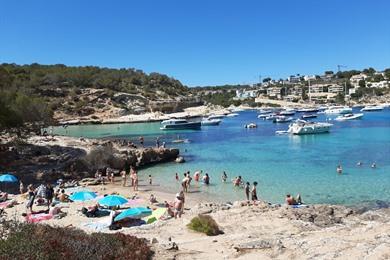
left=2, top=173, right=390, bottom=260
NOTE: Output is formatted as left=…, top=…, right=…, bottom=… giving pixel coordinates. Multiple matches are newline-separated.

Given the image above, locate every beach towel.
left=143, top=208, right=167, bottom=224
left=0, top=201, right=15, bottom=209
left=123, top=198, right=144, bottom=207
left=26, top=213, right=53, bottom=223
left=291, top=204, right=309, bottom=209
left=82, top=219, right=110, bottom=231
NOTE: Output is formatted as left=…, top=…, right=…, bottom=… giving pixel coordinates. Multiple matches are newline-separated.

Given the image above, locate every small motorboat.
left=296, top=108, right=320, bottom=113
left=273, top=116, right=294, bottom=123
left=360, top=105, right=384, bottom=111
left=226, top=113, right=239, bottom=117
left=207, top=114, right=225, bottom=120
left=301, top=114, right=318, bottom=119
left=265, top=114, right=278, bottom=120
left=201, top=118, right=222, bottom=126
left=172, top=138, right=190, bottom=144
left=335, top=113, right=364, bottom=121
left=257, top=114, right=269, bottom=119
left=279, top=109, right=296, bottom=116
left=244, top=123, right=257, bottom=128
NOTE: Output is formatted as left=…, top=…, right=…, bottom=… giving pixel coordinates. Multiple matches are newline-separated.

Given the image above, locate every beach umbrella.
left=114, top=207, right=152, bottom=222
left=70, top=191, right=97, bottom=201
left=0, top=174, right=18, bottom=182
left=98, top=195, right=128, bottom=207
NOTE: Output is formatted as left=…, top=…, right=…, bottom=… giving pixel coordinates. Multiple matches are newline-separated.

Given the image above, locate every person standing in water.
left=175, top=172, right=179, bottom=181
left=194, top=170, right=201, bottom=182
left=148, top=175, right=152, bottom=185
left=244, top=182, right=250, bottom=201
left=221, top=171, right=227, bottom=182
left=203, top=173, right=210, bottom=185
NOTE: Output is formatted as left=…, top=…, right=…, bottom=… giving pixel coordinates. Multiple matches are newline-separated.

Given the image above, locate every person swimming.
left=202, top=173, right=210, bottom=185
left=336, top=164, right=343, bottom=174
left=371, top=162, right=377, bottom=168
left=221, top=171, right=227, bottom=182
left=357, top=161, right=363, bottom=166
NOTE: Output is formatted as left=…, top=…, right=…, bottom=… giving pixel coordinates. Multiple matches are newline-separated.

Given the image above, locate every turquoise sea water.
left=53, top=109, right=390, bottom=206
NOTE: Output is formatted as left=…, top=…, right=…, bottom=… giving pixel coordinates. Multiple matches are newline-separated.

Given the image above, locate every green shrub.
left=187, top=214, right=223, bottom=236
left=0, top=220, right=153, bottom=260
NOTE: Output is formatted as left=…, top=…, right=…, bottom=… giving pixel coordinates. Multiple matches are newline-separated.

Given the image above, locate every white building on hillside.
left=350, top=73, right=368, bottom=87
left=288, top=75, right=300, bottom=83
left=304, top=75, right=316, bottom=81
left=367, top=81, right=389, bottom=88
left=235, top=89, right=258, bottom=99
left=309, top=84, right=325, bottom=93
left=267, top=87, right=282, bottom=98
left=328, top=84, right=344, bottom=94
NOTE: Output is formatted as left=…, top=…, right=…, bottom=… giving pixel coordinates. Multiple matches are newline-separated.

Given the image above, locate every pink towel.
left=26, top=213, right=53, bottom=223
left=123, top=199, right=144, bottom=206
left=0, top=201, right=12, bottom=209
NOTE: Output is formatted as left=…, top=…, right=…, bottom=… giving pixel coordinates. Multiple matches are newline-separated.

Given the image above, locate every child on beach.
left=251, top=182, right=258, bottom=201
left=133, top=172, right=138, bottom=191
left=120, top=169, right=127, bottom=187
left=19, top=181, right=24, bottom=194
left=244, top=182, right=250, bottom=201
left=148, top=175, right=152, bottom=185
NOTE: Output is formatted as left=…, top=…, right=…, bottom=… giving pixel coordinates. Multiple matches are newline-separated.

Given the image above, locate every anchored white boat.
left=226, top=113, right=239, bottom=117
left=335, top=113, right=364, bottom=121
left=201, top=118, right=222, bottom=126
left=265, top=114, right=278, bottom=120
left=244, top=123, right=257, bottom=128
left=273, top=116, right=294, bottom=123
left=280, top=109, right=296, bottom=116
left=207, top=114, right=225, bottom=120
left=287, top=120, right=332, bottom=135
left=360, top=105, right=384, bottom=112
left=301, top=114, right=317, bottom=119
left=324, top=106, right=352, bottom=114
left=296, top=108, right=320, bottom=113
left=160, top=119, right=201, bottom=130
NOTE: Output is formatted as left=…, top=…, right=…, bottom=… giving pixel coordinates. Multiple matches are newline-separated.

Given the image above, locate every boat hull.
left=160, top=122, right=201, bottom=130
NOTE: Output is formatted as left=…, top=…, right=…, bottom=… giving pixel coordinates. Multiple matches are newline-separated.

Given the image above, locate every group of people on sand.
left=336, top=161, right=378, bottom=174
left=19, top=180, right=71, bottom=219
left=96, top=166, right=145, bottom=192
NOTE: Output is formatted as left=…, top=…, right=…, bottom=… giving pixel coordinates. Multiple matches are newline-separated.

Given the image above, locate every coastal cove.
left=52, top=109, right=390, bottom=207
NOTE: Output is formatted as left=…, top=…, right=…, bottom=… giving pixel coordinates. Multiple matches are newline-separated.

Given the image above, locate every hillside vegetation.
left=0, top=63, right=195, bottom=129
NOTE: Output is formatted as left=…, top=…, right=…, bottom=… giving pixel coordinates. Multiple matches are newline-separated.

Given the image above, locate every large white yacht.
left=160, top=119, right=201, bottom=130
left=324, top=106, right=352, bottom=114
left=287, top=120, right=332, bottom=135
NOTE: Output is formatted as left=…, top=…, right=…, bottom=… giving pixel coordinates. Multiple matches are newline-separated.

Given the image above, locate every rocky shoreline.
left=0, top=135, right=180, bottom=185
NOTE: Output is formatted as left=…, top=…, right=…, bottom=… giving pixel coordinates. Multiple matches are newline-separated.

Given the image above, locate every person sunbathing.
left=82, top=203, right=100, bottom=217
left=49, top=203, right=68, bottom=219
left=0, top=192, right=8, bottom=202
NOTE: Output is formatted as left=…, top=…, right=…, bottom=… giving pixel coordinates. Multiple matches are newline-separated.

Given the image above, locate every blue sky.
left=1, top=0, right=389, bottom=86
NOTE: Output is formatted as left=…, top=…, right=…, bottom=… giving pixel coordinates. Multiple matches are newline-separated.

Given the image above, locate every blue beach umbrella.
left=98, top=195, right=128, bottom=207
left=114, top=207, right=152, bottom=222
left=0, top=174, right=18, bottom=182
left=70, top=191, right=97, bottom=201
